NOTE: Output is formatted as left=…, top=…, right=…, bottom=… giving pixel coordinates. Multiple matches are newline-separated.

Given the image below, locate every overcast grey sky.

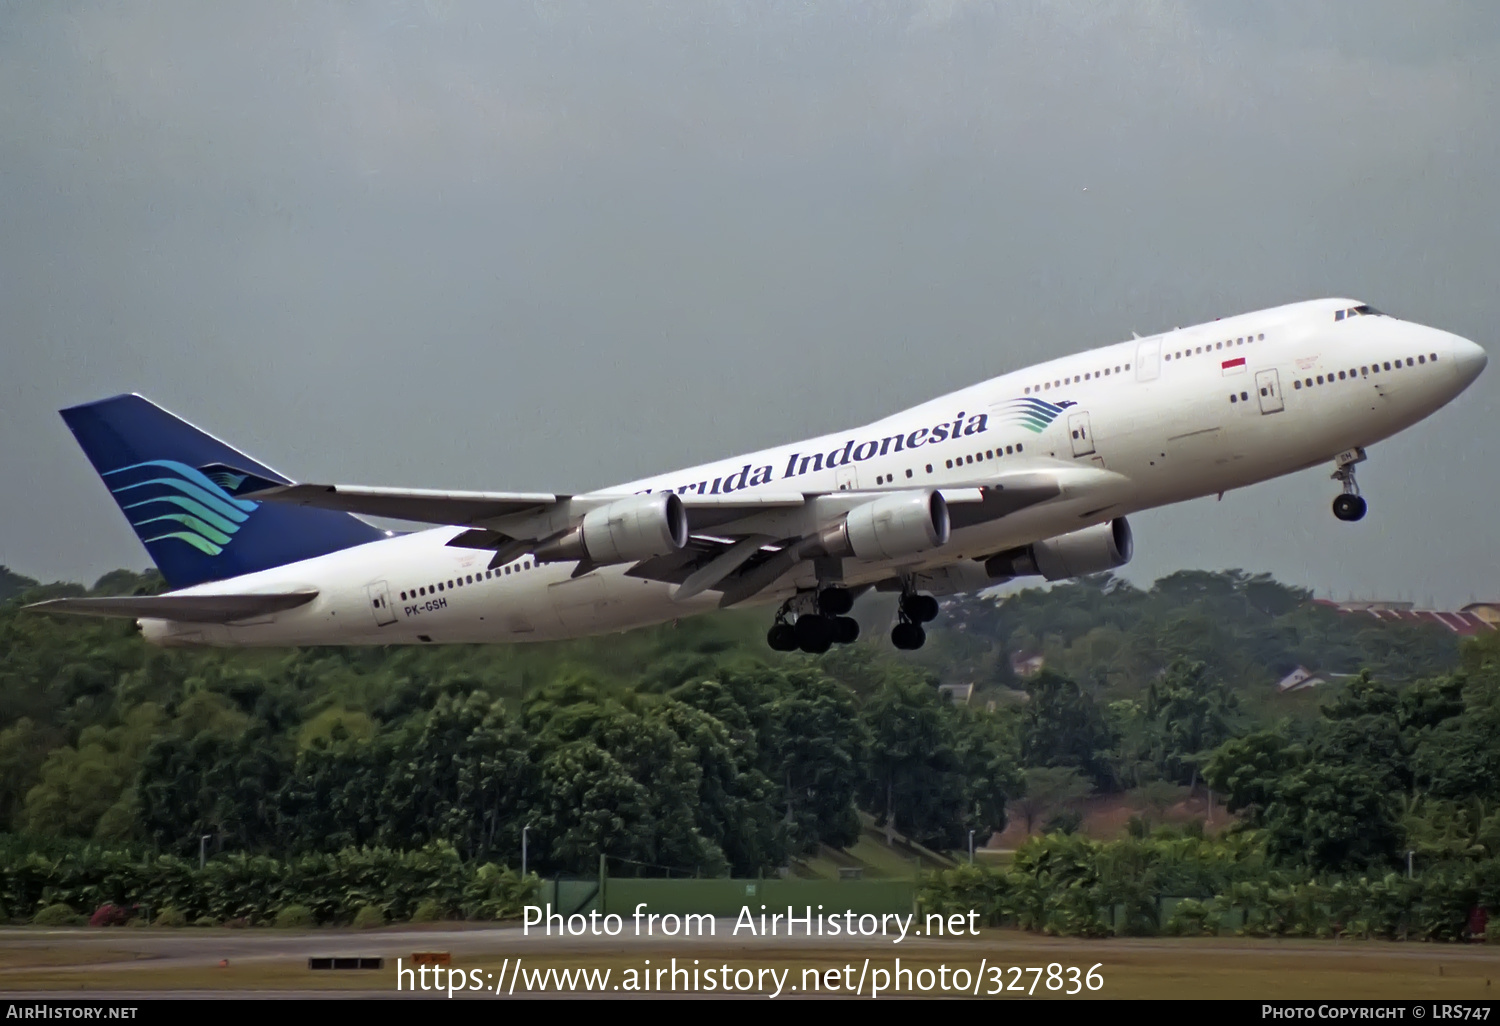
left=2, top=1, right=1496, bottom=606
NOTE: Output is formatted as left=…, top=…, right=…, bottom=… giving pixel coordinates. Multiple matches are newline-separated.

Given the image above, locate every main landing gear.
left=891, top=589, right=939, bottom=651
left=1331, top=447, right=1369, bottom=522
left=765, top=584, right=941, bottom=653
left=766, top=587, right=860, bottom=654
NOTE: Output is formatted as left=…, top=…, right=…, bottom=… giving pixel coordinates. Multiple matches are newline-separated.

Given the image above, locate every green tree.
left=859, top=675, right=971, bottom=850
left=680, top=667, right=866, bottom=854
left=1018, top=672, right=1114, bottom=787
left=1260, top=761, right=1402, bottom=873
left=138, top=725, right=294, bottom=855
left=1142, top=660, right=1239, bottom=790
left=952, top=706, right=1024, bottom=843
left=0, top=567, right=39, bottom=603
left=1009, top=767, right=1092, bottom=835
left=531, top=741, right=653, bottom=874
left=1202, top=728, right=1298, bottom=822
left=21, top=704, right=165, bottom=839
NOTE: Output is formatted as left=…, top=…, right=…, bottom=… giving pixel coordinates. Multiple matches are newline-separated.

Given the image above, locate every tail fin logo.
left=994, top=397, right=1076, bottom=433
left=103, top=460, right=259, bottom=557
left=206, top=470, right=246, bottom=492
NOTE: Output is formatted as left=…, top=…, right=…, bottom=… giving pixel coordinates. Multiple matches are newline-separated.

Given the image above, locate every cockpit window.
left=1336, top=304, right=1384, bottom=321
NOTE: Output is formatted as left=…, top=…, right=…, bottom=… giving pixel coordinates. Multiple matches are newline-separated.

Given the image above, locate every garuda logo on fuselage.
left=103, top=459, right=259, bottom=556
left=993, top=397, right=1075, bottom=433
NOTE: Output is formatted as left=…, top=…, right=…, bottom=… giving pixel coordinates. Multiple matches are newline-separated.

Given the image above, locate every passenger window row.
left=1025, top=365, right=1129, bottom=395
left=1022, top=330, right=1270, bottom=395
left=1166, top=333, right=1264, bottom=363
left=871, top=444, right=1027, bottom=485
left=945, top=444, right=1022, bottom=471
left=1290, top=353, right=1437, bottom=392
left=399, top=560, right=535, bottom=603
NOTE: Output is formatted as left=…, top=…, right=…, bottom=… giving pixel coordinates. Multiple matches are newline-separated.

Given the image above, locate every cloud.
left=0, top=1, right=1495, bottom=604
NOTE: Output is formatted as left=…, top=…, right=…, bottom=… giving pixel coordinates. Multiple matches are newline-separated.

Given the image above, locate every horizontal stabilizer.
left=25, top=590, right=318, bottom=624
left=247, top=483, right=558, bottom=526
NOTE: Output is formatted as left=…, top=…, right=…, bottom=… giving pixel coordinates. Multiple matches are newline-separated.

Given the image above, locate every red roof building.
left=1323, top=600, right=1496, bottom=635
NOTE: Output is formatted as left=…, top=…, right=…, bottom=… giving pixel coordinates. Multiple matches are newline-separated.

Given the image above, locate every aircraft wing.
left=249, top=462, right=1122, bottom=597
left=25, top=590, right=318, bottom=623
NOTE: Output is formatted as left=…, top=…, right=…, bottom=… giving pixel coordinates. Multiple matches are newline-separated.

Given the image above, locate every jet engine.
left=816, top=490, right=950, bottom=561
left=534, top=493, right=689, bottom=565
left=984, top=517, right=1133, bottom=581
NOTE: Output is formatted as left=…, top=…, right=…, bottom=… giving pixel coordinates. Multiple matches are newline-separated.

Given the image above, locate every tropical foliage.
left=1, top=562, right=1495, bottom=939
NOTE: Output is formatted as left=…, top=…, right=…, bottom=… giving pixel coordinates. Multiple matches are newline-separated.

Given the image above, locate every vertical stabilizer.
left=61, top=394, right=385, bottom=589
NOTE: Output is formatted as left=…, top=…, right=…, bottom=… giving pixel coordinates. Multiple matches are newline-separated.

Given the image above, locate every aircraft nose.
left=1452, top=335, right=1487, bottom=388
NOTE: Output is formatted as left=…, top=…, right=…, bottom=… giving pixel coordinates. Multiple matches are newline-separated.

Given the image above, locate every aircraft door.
left=1255, top=369, right=1285, bottom=414
left=835, top=465, right=858, bottom=491
left=1136, top=339, right=1161, bottom=381
left=366, top=581, right=398, bottom=627
left=1067, top=412, right=1096, bottom=457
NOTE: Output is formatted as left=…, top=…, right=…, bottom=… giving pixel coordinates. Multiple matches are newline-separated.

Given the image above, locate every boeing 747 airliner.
left=29, top=298, right=1486, bottom=653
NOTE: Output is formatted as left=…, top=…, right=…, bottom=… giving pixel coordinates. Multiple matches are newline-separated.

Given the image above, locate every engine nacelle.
left=817, top=490, right=950, bottom=561
left=534, top=493, right=689, bottom=565
left=984, top=517, right=1133, bottom=581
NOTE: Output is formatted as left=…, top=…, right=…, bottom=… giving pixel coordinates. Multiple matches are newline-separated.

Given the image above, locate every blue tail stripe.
left=132, top=513, right=235, bottom=546
left=140, top=531, right=224, bottom=556
left=109, top=477, right=254, bottom=523
left=104, top=460, right=258, bottom=512
left=121, top=496, right=244, bottom=533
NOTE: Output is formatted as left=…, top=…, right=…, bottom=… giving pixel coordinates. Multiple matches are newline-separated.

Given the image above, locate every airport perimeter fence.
left=538, top=875, right=916, bottom=918
left=4, top=834, right=1498, bottom=941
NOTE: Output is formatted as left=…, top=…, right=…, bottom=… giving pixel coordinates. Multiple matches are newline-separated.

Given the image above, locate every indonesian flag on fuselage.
left=1222, top=356, right=1247, bottom=375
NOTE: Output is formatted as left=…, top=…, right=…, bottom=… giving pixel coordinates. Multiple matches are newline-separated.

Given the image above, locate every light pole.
left=968, top=829, right=975, bottom=865
left=1407, top=850, right=1414, bottom=879
left=522, top=825, right=530, bottom=879
left=199, top=834, right=211, bottom=871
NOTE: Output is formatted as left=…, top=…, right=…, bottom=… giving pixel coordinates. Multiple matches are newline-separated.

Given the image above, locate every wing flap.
left=25, top=590, right=318, bottom=624
left=253, top=483, right=811, bottom=534
left=246, top=484, right=559, bottom=525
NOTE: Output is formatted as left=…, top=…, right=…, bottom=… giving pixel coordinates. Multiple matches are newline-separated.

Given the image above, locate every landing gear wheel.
left=1330, top=448, right=1368, bottom=523
left=891, top=622, right=926, bottom=650
left=1332, top=494, right=1367, bottom=522
left=832, top=616, right=860, bottom=645
left=767, top=622, right=797, bottom=651
left=795, top=614, right=834, bottom=654
left=818, top=587, right=855, bottom=617
left=901, top=593, right=940, bottom=624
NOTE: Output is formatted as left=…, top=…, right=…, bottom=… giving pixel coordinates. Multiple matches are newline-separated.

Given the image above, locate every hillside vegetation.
left=2, top=565, right=1495, bottom=925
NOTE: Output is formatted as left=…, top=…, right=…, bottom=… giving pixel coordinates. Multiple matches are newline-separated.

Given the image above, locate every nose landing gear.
left=1331, top=448, right=1368, bottom=522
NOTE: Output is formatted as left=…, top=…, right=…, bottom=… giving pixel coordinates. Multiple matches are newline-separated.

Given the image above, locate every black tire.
left=1332, top=494, right=1367, bottom=522
left=832, top=616, right=860, bottom=645
left=818, top=588, right=855, bottom=616
left=767, top=622, right=797, bottom=651
left=905, top=594, right=940, bottom=623
left=795, top=614, right=834, bottom=654
left=891, top=621, right=926, bottom=650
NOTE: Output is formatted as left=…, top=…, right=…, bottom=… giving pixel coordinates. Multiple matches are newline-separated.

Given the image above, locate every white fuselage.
left=140, top=298, right=1486, bottom=647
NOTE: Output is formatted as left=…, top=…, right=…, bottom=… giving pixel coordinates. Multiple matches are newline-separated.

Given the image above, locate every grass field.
left=0, top=926, right=1495, bottom=999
